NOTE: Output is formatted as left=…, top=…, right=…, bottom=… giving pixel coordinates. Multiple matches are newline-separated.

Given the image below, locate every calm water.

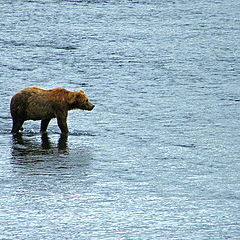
left=0, top=0, right=240, bottom=239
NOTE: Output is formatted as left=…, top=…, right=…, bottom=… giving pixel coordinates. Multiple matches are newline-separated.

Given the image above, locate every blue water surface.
left=0, top=0, right=240, bottom=239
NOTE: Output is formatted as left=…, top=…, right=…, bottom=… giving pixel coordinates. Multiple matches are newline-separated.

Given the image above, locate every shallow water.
left=0, top=0, right=240, bottom=239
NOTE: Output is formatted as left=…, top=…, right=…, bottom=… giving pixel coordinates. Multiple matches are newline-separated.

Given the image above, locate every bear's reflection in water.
left=12, top=133, right=68, bottom=158
left=11, top=132, right=91, bottom=179
left=41, top=133, right=68, bottom=152
left=11, top=133, right=92, bottom=177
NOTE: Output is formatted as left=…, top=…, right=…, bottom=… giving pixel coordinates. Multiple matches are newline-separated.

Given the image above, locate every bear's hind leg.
left=11, top=118, right=24, bottom=134
left=41, top=119, right=51, bottom=132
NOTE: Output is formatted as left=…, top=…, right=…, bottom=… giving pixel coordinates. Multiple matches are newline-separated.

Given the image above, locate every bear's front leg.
left=57, top=117, right=69, bottom=133
left=55, top=108, right=69, bottom=134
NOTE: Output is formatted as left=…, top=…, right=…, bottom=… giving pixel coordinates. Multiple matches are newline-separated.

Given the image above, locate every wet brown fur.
left=10, top=87, right=94, bottom=134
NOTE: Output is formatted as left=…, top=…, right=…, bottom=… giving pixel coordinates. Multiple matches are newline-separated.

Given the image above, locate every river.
left=0, top=0, right=240, bottom=239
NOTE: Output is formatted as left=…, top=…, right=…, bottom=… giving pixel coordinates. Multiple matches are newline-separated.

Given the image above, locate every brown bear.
left=10, top=87, right=95, bottom=134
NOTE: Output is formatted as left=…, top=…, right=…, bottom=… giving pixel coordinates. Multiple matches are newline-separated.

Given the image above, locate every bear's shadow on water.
left=11, top=132, right=68, bottom=158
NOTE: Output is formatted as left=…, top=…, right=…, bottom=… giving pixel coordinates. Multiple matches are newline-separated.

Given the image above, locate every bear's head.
left=69, top=90, right=95, bottom=111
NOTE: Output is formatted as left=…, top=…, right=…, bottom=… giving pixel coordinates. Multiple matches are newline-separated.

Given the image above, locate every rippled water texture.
left=0, top=0, right=240, bottom=239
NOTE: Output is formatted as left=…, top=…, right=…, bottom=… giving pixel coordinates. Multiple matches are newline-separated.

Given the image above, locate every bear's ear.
left=80, top=90, right=85, bottom=94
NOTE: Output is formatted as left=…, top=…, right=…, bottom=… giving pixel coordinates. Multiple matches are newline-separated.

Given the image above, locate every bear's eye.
left=86, top=99, right=88, bottom=103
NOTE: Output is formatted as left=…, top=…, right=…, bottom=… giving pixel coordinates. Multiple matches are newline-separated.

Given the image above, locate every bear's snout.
left=82, top=101, right=95, bottom=111
left=88, top=104, right=95, bottom=111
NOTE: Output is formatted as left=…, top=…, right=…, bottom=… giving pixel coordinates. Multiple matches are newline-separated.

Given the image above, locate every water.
left=0, top=0, right=240, bottom=239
